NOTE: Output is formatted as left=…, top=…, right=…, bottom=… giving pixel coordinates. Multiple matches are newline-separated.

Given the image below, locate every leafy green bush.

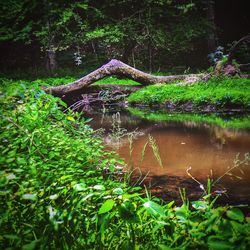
left=0, top=81, right=125, bottom=248
left=0, top=80, right=249, bottom=249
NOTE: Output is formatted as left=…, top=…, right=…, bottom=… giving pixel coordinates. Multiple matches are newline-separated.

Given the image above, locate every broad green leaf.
left=230, top=220, right=244, bottom=233
left=158, top=244, right=172, bottom=250
left=66, top=116, right=75, bottom=122
left=192, top=200, right=208, bottom=210
left=0, top=190, right=11, bottom=195
left=17, top=157, right=27, bottom=165
left=143, top=201, right=165, bottom=217
left=0, top=177, right=8, bottom=187
left=93, top=185, right=105, bottom=191
left=99, top=199, right=115, bottom=214
left=74, top=183, right=86, bottom=191
left=100, top=213, right=110, bottom=243
left=113, top=188, right=123, bottom=195
left=119, top=201, right=138, bottom=222
left=59, top=175, right=71, bottom=180
left=4, top=234, right=20, bottom=240
left=85, top=118, right=93, bottom=123
left=246, top=217, right=250, bottom=224
left=49, top=194, right=58, bottom=200
left=22, top=240, right=39, bottom=250
left=80, top=193, right=94, bottom=202
left=208, top=236, right=233, bottom=250
left=120, top=240, right=134, bottom=250
left=58, top=100, right=67, bottom=108
left=22, top=194, right=37, bottom=201
left=166, top=200, right=175, bottom=208
left=175, top=205, right=189, bottom=221
left=227, top=208, right=244, bottom=223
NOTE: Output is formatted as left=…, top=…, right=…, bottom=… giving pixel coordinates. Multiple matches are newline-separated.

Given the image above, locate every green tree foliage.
left=0, top=0, right=210, bottom=71
left=0, top=1, right=88, bottom=50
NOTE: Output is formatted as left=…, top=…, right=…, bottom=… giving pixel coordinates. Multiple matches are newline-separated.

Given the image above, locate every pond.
left=86, top=107, right=250, bottom=205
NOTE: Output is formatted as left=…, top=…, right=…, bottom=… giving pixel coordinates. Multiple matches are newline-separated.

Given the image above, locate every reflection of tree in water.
left=210, top=126, right=250, bottom=149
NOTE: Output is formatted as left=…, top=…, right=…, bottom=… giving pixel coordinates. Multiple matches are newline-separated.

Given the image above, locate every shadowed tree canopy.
left=0, top=0, right=211, bottom=72
left=0, top=0, right=249, bottom=74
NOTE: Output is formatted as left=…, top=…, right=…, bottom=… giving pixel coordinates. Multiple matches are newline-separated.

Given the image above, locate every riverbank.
left=34, top=76, right=250, bottom=113
left=1, top=78, right=250, bottom=249
left=128, top=77, right=250, bottom=112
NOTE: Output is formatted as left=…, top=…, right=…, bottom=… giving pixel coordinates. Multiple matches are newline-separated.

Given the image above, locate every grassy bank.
left=1, top=79, right=250, bottom=249
left=128, top=77, right=250, bottom=110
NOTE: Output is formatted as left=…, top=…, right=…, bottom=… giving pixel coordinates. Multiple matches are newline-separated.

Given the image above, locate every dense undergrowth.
left=128, top=77, right=250, bottom=109
left=0, top=79, right=250, bottom=249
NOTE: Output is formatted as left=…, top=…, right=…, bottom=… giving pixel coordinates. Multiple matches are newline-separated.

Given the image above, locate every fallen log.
left=43, top=59, right=205, bottom=95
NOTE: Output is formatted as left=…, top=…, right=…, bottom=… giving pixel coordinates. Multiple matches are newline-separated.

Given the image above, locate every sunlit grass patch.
left=127, top=77, right=250, bottom=108
left=94, top=76, right=141, bottom=85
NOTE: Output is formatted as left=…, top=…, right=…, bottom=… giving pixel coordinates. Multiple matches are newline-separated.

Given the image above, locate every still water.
left=88, top=109, right=250, bottom=204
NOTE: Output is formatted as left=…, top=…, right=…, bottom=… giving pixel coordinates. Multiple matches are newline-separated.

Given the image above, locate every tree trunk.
left=91, top=41, right=99, bottom=63
left=148, top=42, right=152, bottom=73
left=46, top=49, right=57, bottom=73
left=122, top=41, right=135, bottom=64
left=207, top=0, right=217, bottom=52
left=44, top=59, right=205, bottom=95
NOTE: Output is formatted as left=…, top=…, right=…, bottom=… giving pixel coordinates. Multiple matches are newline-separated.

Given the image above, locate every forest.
left=0, top=0, right=250, bottom=249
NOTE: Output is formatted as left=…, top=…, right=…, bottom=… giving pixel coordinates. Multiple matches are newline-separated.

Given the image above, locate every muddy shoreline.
left=133, top=175, right=250, bottom=207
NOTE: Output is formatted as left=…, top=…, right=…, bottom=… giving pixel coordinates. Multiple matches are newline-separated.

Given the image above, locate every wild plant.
left=148, top=134, right=164, bottom=168
left=214, top=152, right=250, bottom=185
left=108, top=112, right=143, bottom=150
left=110, top=112, right=127, bottom=143
left=186, top=153, right=250, bottom=198
left=139, top=141, right=149, bottom=167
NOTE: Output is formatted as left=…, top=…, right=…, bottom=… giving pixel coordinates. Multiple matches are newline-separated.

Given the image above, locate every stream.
left=86, top=107, right=250, bottom=205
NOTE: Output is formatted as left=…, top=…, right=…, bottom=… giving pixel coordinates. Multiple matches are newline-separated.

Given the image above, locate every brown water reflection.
left=118, top=125, right=249, bottom=178
left=88, top=110, right=250, bottom=204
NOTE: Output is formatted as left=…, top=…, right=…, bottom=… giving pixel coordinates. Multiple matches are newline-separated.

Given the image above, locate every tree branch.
left=43, top=59, right=205, bottom=95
